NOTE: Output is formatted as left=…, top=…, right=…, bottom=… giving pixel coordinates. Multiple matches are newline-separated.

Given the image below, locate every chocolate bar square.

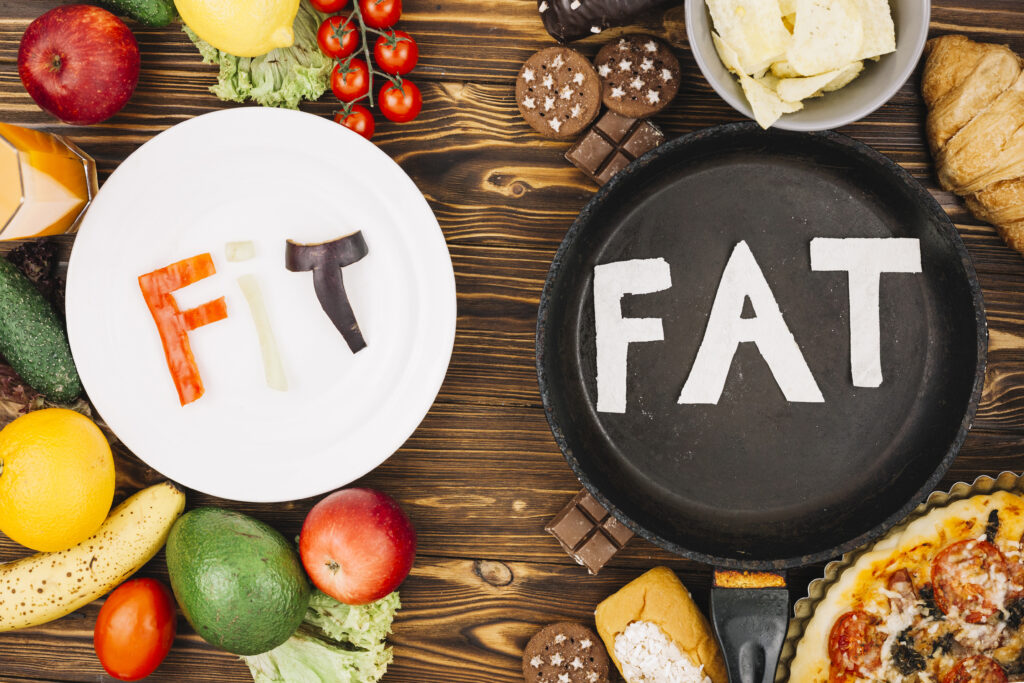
left=566, top=111, right=666, bottom=186
left=545, top=490, right=634, bottom=574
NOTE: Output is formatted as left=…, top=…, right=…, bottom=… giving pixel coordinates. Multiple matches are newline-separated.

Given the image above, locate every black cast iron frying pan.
left=536, top=123, right=987, bottom=683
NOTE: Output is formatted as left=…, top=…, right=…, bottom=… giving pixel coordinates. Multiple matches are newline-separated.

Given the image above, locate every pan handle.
left=709, top=572, right=789, bottom=683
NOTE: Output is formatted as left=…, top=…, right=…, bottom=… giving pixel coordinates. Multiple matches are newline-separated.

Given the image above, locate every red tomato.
left=331, top=59, right=370, bottom=103
left=374, top=30, right=418, bottom=75
left=317, top=16, right=358, bottom=59
left=378, top=79, right=421, bottom=122
left=827, top=610, right=884, bottom=678
left=94, top=578, right=176, bottom=681
left=942, top=655, right=1008, bottom=683
left=358, top=0, right=401, bottom=28
left=310, top=0, right=349, bottom=11
left=334, top=105, right=375, bottom=139
left=932, top=539, right=1010, bottom=623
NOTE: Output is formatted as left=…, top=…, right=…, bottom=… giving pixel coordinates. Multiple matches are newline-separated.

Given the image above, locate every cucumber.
left=0, top=260, right=81, bottom=403
left=100, top=0, right=177, bottom=27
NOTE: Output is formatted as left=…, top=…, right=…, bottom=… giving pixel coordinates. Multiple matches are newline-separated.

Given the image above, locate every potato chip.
left=770, top=60, right=802, bottom=78
left=713, top=32, right=802, bottom=128
left=712, top=31, right=744, bottom=75
left=822, top=61, right=864, bottom=92
left=787, top=0, right=864, bottom=76
left=740, top=72, right=804, bottom=128
left=852, top=0, right=896, bottom=61
left=705, top=0, right=792, bottom=75
left=775, top=69, right=842, bottom=102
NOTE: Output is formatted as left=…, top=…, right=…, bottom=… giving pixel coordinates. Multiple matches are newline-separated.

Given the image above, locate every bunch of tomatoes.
left=312, top=0, right=422, bottom=140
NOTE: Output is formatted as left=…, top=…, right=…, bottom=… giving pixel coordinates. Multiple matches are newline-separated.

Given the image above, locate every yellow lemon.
left=0, top=409, right=115, bottom=552
left=175, top=0, right=301, bottom=57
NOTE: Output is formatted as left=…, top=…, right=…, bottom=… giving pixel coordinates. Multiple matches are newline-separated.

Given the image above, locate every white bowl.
left=684, top=0, right=931, bottom=131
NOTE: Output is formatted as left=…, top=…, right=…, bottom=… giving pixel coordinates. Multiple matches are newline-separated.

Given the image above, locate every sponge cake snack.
left=595, top=567, right=727, bottom=683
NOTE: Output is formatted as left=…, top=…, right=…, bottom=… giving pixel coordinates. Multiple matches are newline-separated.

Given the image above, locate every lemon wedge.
left=175, top=0, right=301, bottom=57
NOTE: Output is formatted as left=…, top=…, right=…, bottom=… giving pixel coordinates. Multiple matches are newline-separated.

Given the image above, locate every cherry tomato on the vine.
left=374, top=30, right=418, bottom=75
left=93, top=579, right=176, bottom=681
left=310, top=0, right=349, bottom=12
left=317, top=16, right=359, bottom=59
left=379, top=79, right=422, bottom=122
left=334, top=105, right=376, bottom=139
left=359, top=0, right=401, bottom=29
left=331, top=58, right=370, bottom=102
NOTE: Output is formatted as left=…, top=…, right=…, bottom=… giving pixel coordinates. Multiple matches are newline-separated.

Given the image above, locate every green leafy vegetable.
left=184, top=1, right=332, bottom=109
left=243, top=591, right=400, bottom=683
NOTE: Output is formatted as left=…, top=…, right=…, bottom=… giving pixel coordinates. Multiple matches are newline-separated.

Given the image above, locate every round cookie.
left=594, top=35, right=680, bottom=118
left=523, top=621, right=610, bottom=683
left=516, top=47, right=601, bottom=140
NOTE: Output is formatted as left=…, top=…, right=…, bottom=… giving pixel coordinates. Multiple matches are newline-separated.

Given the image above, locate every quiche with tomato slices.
left=789, top=491, right=1024, bottom=683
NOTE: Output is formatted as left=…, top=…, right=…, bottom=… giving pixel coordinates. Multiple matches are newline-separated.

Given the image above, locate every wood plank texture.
left=1, top=0, right=1024, bottom=681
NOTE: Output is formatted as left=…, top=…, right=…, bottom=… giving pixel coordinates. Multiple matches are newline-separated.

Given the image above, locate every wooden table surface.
left=2, top=1, right=1024, bottom=681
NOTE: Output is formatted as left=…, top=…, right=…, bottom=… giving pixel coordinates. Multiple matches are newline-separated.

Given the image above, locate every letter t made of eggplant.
left=286, top=231, right=369, bottom=353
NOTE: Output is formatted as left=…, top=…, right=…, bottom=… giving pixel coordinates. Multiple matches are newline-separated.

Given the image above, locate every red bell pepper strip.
left=138, top=253, right=227, bottom=406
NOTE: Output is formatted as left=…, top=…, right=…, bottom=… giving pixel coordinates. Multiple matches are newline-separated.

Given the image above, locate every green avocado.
left=166, top=507, right=311, bottom=656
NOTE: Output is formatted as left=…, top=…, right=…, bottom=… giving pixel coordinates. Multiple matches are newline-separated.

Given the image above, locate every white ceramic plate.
left=66, top=107, right=456, bottom=502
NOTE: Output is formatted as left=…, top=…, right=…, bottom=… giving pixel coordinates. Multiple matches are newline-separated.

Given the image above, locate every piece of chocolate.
left=538, top=0, right=674, bottom=43
left=285, top=231, right=368, bottom=353
left=565, top=111, right=665, bottom=186
left=546, top=490, right=633, bottom=574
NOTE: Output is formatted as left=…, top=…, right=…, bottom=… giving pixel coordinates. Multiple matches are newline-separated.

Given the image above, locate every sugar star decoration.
left=598, top=64, right=611, bottom=77
left=552, top=54, right=564, bottom=69
left=618, top=59, right=632, bottom=71
left=544, top=96, right=555, bottom=110
left=573, top=71, right=585, bottom=85
left=618, top=38, right=628, bottom=50
left=558, top=675, right=570, bottom=683
left=550, top=653, right=564, bottom=666
left=630, top=76, right=643, bottom=90
left=570, top=103, right=582, bottom=117
left=661, top=68, right=673, bottom=82
left=560, top=85, right=573, bottom=99
left=571, top=657, right=583, bottom=670
left=587, top=674, right=599, bottom=683
left=555, top=634, right=567, bottom=644
left=522, top=96, right=536, bottom=109
left=549, top=117, right=563, bottom=132
left=646, top=89, right=660, bottom=104
left=645, top=40, right=657, bottom=52
left=610, top=86, right=625, bottom=98
left=641, top=57, right=654, bottom=71
left=542, top=74, right=554, bottom=88
left=580, top=639, right=592, bottom=649
left=523, top=67, right=535, bottom=82
left=531, top=655, right=543, bottom=668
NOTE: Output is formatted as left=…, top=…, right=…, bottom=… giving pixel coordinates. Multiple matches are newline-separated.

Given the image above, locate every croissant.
left=922, top=34, right=1024, bottom=255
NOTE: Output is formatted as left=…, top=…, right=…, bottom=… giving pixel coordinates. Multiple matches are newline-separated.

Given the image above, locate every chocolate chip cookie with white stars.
left=523, top=621, right=610, bottom=683
left=594, top=34, right=680, bottom=118
left=516, top=47, right=601, bottom=139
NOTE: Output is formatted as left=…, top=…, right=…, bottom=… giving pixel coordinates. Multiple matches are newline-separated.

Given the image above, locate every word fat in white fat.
left=592, top=237, right=922, bottom=413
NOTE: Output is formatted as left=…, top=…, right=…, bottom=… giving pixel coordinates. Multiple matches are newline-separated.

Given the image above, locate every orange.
left=0, top=409, right=115, bottom=552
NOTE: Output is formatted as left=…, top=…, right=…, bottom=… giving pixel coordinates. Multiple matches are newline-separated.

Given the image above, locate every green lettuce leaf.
left=183, top=1, right=332, bottom=109
left=243, top=591, right=400, bottom=683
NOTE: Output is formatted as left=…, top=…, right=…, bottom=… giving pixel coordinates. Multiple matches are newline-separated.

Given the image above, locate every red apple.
left=18, top=5, right=140, bottom=125
left=300, top=488, right=416, bottom=605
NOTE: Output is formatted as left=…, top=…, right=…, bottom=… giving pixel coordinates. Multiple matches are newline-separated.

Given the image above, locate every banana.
left=0, top=481, right=186, bottom=631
